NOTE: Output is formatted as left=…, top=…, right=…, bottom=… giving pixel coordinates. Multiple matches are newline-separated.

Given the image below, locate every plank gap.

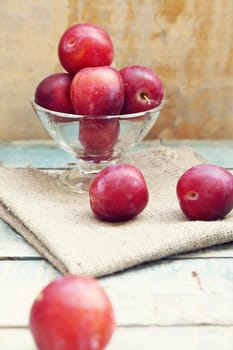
left=1, top=324, right=233, bottom=330
left=0, top=256, right=44, bottom=261
left=168, top=256, right=233, bottom=260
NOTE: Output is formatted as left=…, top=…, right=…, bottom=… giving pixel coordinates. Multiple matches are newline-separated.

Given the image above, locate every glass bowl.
left=31, top=100, right=163, bottom=193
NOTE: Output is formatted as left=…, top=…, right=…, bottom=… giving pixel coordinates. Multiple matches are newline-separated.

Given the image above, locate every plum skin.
left=29, top=275, right=115, bottom=350
left=79, top=118, right=119, bottom=162
left=70, top=66, right=125, bottom=116
left=119, top=65, right=164, bottom=114
left=176, top=164, right=233, bottom=221
left=89, top=164, right=149, bottom=222
left=34, top=73, right=75, bottom=123
left=35, top=73, right=74, bottom=114
left=58, top=23, right=114, bottom=75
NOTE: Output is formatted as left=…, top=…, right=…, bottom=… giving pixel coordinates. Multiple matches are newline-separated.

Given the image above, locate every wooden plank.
left=108, top=326, right=233, bottom=350
left=0, top=329, right=37, bottom=350
left=0, top=258, right=232, bottom=327
left=0, top=140, right=233, bottom=168
left=0, top=141, right=76, bottom=168
left=0, top=260, right=59, bottom=327
left=0, top=220, right=39, bottom=257
left=0, top=326, right=233, bottom=350
left=102, top=258, right=233, bottom=327
left=171, top=242, right=233, bottom=259
left=163, top=140, right=233, bottom=168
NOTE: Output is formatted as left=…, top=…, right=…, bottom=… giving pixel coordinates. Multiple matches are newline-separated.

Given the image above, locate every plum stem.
left=140, top=92, right=151, bottom=105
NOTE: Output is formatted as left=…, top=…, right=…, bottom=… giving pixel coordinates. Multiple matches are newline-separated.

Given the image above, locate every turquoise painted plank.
left=0, top=141, right=158, bottom=168
left=164, top=140, right=233, bottom=168
left=0, top=140, right=232, bottom=168
left=0, top=141, right=76, bottom=168
left=0, top=220, right=39, bottom=257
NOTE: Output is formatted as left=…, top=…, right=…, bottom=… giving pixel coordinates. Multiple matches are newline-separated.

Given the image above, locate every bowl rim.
left=31, top=98, right=164, bottom=120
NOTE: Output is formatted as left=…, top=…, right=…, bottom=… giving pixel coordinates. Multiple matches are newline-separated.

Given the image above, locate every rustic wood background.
left=0, top=0, right=232, bottom=141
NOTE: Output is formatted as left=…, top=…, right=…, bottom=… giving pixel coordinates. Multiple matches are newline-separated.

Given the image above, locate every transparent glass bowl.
left=31, top=100, right=163, bottom=193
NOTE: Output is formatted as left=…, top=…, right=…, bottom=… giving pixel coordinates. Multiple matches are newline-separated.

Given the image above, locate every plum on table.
left=176, top=164, right=233, bottom=221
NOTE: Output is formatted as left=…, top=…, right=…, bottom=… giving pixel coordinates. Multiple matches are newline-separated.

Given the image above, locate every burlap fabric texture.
left=0, top=146, right=232, bottom=277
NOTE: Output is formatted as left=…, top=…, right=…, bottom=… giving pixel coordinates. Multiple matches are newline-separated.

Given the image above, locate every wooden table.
left=0, top=140, right=233, bottom=349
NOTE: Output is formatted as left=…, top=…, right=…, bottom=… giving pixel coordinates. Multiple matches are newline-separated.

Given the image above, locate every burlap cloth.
left=0, top=146, right=232, bottom=277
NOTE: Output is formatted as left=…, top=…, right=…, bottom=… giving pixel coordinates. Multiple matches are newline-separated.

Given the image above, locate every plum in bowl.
left=31, top=100, right=163, bottom=193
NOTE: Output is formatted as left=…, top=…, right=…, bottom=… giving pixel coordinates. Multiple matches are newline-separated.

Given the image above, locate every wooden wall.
left=1, top=0, right=232, bottom=141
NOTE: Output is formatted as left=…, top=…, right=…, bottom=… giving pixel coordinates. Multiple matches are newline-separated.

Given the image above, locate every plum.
left=58, top=23, right=114, bottom=75
left=34, top=73, right=75, bottom=122
left=35, top=73, right=74, bottom=113
left=119, top=65, right=163, bottom=114
left=70, top=66, right=125, bottom=116
left=89, top=164, right=149, bottom=221
left=176, top=164, right=233, bottom=220
left=29, top=275, right=115, bottom=350
left=79, top=118, right=119, bottom=162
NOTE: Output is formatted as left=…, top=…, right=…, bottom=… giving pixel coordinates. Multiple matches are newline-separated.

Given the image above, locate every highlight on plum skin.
left=176, top=164, right=233, bottom=221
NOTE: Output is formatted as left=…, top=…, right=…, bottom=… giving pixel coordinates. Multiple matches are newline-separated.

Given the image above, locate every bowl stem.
left=58, top=158, right=118, bottom=193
